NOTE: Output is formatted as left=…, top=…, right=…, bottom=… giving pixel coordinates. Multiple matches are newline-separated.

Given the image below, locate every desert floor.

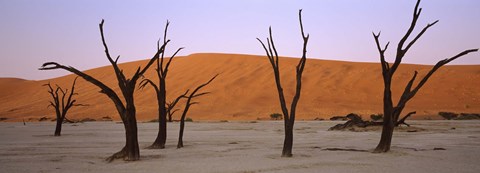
left=1, top=120, right=479, bottom=173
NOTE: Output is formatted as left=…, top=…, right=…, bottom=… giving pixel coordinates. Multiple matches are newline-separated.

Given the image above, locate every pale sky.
left=1, top=0, right=479, bottom=80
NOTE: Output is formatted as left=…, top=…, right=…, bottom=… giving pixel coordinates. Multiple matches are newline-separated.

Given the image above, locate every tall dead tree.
left=257, top=9, right=309, bottom=157
left=177, top=75, right=217, bottom=148
left=139, top=21, right=184, bottom=149
left=372, top=0, right=478, bottom=153
left=39, top=20, right=169, bottom=161
left=44, top=77, right=83, bottom=136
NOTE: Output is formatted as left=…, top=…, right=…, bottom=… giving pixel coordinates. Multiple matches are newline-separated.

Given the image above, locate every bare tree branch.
left=403, top=20, right=438, bottom=53
left=40, top=62, right=126, bottom=117
left=396, top=111, right=416, bottom=127
left=163, top=47, right=184, bottom=77
left=372, top=32, right=390, bottom=72
left=289, top=9, right=309, bottom=127
left=192, top=92, right=210, bottom=98
left=392, top=0, right=422, bottom=73
left=139, top=79, right=159, bottom=92
left=99, top=19, right=127, bottom=89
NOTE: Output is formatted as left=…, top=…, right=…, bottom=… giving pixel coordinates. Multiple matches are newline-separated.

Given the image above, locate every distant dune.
left=1, top=53, right=479, bottom=122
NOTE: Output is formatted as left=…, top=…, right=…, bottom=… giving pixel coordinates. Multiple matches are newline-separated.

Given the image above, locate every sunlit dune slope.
left=1, top=53, right=479, bottom=121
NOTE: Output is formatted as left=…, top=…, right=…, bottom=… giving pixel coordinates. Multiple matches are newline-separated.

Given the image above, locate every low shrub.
left=370, top=114, right=383, bottom=121
left=438, top=112, right=458, bottom=120
left=270, top=113, right=282, bottom=120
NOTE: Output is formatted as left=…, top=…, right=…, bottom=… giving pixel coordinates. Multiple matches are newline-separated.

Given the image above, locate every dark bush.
left=270, top=113, right=282, bottom=120
left=438, top=112, right=458, bottom=120
left=330, top=116, right=348, bottom=121
left=370, top=114, right=383, bottom=121
left=456, top=113, right=480, bottom=120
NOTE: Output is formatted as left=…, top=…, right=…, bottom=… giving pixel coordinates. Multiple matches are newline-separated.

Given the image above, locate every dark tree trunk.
left=374, top=83, right=394, bottom=152
left=123, top=110, right=140, bottom=161
left=372, top=0, right=478, bottom=152
left=282, top=125, right=293, bottom=157
left=177, top=96, right=190, bottom=149
left=374, top=117, right=394, bottom=153
left=54, top=118, right=63, bottom=136
left=168, top=113, right=173, bottom=122
left=159, top=109, right=167, bottom=148
left=150, top=77, right=167, bottom=149
left=177, top=119, right=185, bottom=148
left=106, top=87, right=142, bottom=162
left=150, top=112, right=167, bottom=149
left=104, top=91, right=142, bottom=162
left=107, top=111, right=140, bottom=162
left=257, top=10, right=308, bottom=157
left=148, top=85, right=167, bottom=149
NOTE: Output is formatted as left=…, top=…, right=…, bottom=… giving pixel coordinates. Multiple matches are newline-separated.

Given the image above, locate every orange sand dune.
left=1, top=53, right=479, bottom=122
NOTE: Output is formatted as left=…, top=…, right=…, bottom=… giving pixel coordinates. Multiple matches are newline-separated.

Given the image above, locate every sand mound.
left=1, top=53, right=479, bottom=121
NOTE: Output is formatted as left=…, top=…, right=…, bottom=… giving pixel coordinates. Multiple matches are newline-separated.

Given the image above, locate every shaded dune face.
left=1, top=53, right=479, bottom=121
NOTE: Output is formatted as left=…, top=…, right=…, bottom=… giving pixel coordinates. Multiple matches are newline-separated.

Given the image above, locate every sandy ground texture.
left=1, top=53, right=479, bottom=122
left=1, top=120, right=479, bottom=173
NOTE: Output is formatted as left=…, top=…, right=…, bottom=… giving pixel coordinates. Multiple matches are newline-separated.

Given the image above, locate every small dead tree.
left=44, top=77, right=84, bottom=136
left=177, top=75, right=217, bottom=148
left=256, top=9, right=309, bottom=157
left=139, top=21, right=184, bottom=149
left=39, top=20, right=169, bottom=161
left=372, top=0, right=478, bottom=153
left=166, top=93, right=187, bottom=122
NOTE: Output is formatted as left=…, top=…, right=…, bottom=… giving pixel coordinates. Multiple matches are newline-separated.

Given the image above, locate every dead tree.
left=139, top=21, right=184, bottom=149
left=257, top=9, right=309, bottom=157
left=372, top=0, right=478, bottom=153
left=328, top=112, right=415, bottom=131
left=167, top=93, right=187, bottom=122
left=177, top=75, right=217, bottom=148
left=39, top=20, right=169, bottom=161
left=44, top=77, right=84, bottom=136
